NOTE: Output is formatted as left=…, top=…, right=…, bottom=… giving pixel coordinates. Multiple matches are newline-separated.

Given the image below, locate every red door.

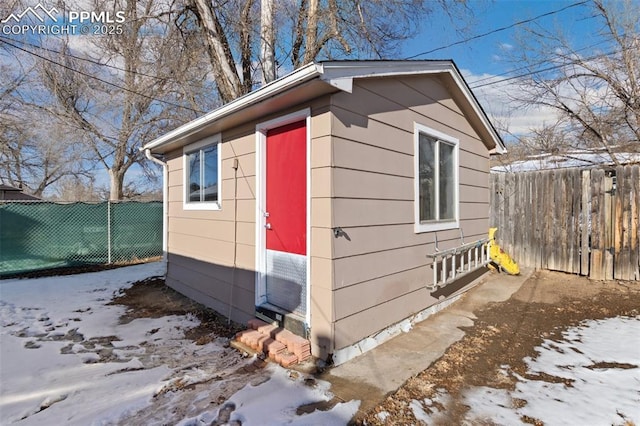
left=263, top=120, right=307, bottom=316
left=265, top=120, right=307, bottom=255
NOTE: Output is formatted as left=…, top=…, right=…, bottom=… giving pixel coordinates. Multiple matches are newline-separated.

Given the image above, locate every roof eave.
left=143, top=60, right=506, bottom=155
left=143, top=63, right=323, bottom=153
left=441, top=63, right=507, bottom=155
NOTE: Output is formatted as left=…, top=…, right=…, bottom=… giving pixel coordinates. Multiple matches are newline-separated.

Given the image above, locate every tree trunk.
left=192, top=0, right=243, bottom=103
left=260, top=0, right=276, bottom=84
left=108, top=169, right=124, bottom=201
left=303, top=0, right=319, bottom=65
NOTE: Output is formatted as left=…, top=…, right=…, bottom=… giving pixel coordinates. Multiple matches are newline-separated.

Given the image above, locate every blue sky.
left=396, top=0, right=623, bottom=137
left=403, top=0, right=598, bottom=77
left=2, top=0, right=634, bottom=194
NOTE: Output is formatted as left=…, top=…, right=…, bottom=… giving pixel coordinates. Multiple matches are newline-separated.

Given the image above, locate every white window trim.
left=183, top=133, right=222, bottom=211
left=414, top=123, right=460, bottom=233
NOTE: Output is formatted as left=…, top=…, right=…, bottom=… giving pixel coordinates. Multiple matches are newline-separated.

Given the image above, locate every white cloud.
left=462, top=69, right=561, bottom=137
left=499, top=42, right=514, bottom=51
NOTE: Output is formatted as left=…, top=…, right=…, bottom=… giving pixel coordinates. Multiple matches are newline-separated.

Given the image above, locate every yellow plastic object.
left=488, top=227, right=520, bottom=275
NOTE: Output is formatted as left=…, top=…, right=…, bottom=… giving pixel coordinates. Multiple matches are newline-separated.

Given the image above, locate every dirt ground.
left=355, top=270, right=640, bottom=425
left=110, top=270, right=639, bottom=425
left=108, top=277, right=273, bottom=424
left=109, top=276, right=244, bottom=343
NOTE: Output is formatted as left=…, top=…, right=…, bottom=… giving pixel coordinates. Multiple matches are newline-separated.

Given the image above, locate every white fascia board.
left=142, top=63, right=322, bottom=152
left=444, top=66, right=506, bottom=154
left=319, top=60, right=454, bottom=80
left=319, top=61, right=451, bottom=93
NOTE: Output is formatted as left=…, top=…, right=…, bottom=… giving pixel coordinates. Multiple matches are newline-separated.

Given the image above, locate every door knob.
left=265, top=223, right=272, bottom=230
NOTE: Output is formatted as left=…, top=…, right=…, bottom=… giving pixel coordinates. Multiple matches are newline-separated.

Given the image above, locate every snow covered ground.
left=3, top=262, right=638, bottom=425
left=403, top=316, right=640, bottom=425
left=0, top=262, right=358, bottom=425
left=491, top=151, right=640, bottom=173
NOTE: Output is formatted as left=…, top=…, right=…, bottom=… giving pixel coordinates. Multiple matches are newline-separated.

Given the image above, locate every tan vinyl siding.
left=310, top=227, right=332, bottom=259
left=166, top=253, right=255, bottom=324
left=333, top=267, right=437, bottom=321
left=328, top=75, right=491, bottom=349
left=333, top=199, right=413, bottom=227
left=309, top=107, right=335, bottom=358
left=309, top=284, right=334, bottom=357
left=332, top=136, right=413, bottom=177
left=164, top=98, right=333, bottom=338
left=334, top=286, right=431, bottom=349
left=333, top=244, right=435, bottom=289
left=332, top=168, right=413, bottom=200
left=332, top=224, right=434, bottom=259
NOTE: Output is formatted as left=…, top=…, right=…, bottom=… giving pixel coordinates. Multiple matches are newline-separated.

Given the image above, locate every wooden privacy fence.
left=490, top=165, right=640, bottom=281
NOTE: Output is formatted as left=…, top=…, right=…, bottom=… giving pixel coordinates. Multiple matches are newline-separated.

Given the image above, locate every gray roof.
left=0, top=184, right=41, bottom=200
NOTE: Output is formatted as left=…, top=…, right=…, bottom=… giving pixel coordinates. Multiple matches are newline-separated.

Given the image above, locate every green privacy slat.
left=0, top=201, right=162, bottom=276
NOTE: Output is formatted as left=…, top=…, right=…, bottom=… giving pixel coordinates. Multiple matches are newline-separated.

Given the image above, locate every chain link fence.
left=0, top=201, right=162, bottom=277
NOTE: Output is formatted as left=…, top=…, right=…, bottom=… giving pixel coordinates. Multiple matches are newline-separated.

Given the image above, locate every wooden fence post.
left=580, top=170, right=590, bottom=276
left=590, top=169, right=605, bottom=280
left=532, top=171, right=541, bottom=269
left=615, top=165, right=639, bottom=281
left=604, top=173, right=614, bottom=280
left=570, top=169, right=581, bottom=274
left=614, top=166, right=625, bottom=280
left=632, top=165, right=640, bottom=280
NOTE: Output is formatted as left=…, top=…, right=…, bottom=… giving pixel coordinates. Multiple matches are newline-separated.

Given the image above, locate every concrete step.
left=233, top=318, right=312, bottom=368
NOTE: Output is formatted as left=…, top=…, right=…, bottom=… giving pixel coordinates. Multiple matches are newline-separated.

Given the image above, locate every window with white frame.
left=183, top=135, right=221, bottom=210
left=414, top=123, right=459, bottom=232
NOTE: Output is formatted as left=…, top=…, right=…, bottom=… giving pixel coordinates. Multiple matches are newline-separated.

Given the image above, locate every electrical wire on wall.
left=228, top=157, right=239, bottom=324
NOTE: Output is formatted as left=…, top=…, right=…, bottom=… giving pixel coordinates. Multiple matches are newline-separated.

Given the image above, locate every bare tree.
left=182, top=0, right=466, bottom=103
left=508, top=0, right=639, bottom=164
left=0, top=56, right=89, bottom=197
left=51, top=175, right=104, bottom=202
left=2, top=0, right=470, bottom=197
left=33, top=0, right=213, bottom=200
left=0, top=120, right=90, bottom=197
left=187, top=0, right=254, bottom=103
left=290, top=0, right=432, bottom=67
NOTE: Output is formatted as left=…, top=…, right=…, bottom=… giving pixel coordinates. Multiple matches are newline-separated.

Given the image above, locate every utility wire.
left=1, top=0, right=615, bottom=107
left=6, top=0, right=592, bottom=90
left=405, top=0, right=590, bottom=59
left=469, top=45, right=638, bottom=90
left=0, top=35, right=172, bottom=84
left=0, top=38, right=205, bottom=114
left=468, top=49, right=623, bottom=89
left=466, top=38, right=612, bottom=87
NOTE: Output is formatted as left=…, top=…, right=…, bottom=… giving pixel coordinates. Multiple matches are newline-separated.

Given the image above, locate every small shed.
left=143, top=60, right=505, bottom=363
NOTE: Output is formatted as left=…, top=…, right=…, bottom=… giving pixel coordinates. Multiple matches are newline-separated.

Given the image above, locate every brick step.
left=233, top=318, right=312, bottom=368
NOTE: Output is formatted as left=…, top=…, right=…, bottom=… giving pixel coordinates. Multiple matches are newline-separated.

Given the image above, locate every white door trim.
left=255, top=108, right=312, bottom=326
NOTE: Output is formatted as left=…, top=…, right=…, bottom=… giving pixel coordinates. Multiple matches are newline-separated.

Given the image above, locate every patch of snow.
left=178, top=366, right=360, bottom=426
left=463, top=387, right=524, bottom=425
left=492, top=151, right=640, bottom=173
left=514, top=316, right=640, bottom=426
left=376, top=410, right=390, bottom=422
left=409, top=399, right=430, bottom=424
left=0, top=262, right=360, bottom=425
left=462, top=316, right=640, bottom=426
